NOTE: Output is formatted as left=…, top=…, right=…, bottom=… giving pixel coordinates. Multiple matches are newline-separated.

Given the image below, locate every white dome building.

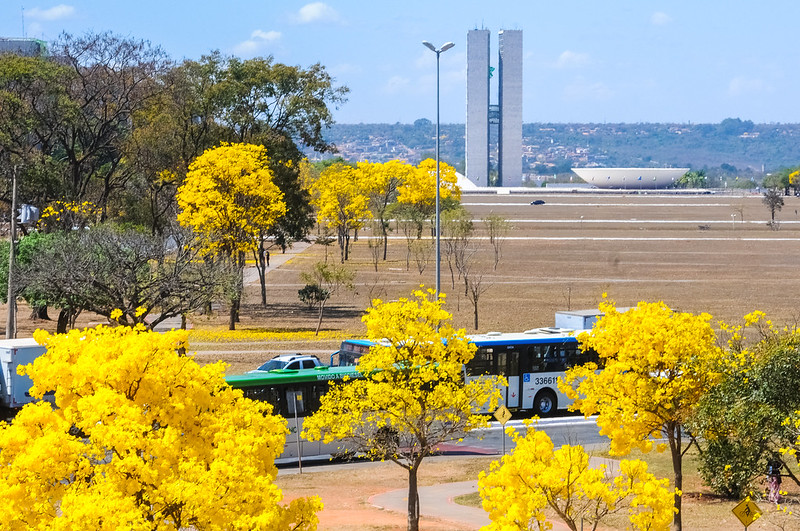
left=572, top=168, right=689, bottom=190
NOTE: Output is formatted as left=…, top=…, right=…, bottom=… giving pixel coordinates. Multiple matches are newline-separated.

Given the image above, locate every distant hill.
left=311, top=118, right=800, bottom=178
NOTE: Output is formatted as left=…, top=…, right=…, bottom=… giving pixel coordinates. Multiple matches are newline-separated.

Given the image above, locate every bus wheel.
left=534, top=390, right=557, bottom=417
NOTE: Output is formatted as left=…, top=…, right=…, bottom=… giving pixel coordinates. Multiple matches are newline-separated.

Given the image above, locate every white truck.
left=0, top=338, right=49, bottom=410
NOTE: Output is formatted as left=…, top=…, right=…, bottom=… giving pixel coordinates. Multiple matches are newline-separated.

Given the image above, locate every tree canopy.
left=303, top=288, right=502, bottom=531
left=0, top=325, right=321, bottom=529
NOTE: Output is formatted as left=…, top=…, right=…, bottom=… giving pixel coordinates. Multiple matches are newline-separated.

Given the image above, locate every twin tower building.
left=465, top=29, right=523, bottom=187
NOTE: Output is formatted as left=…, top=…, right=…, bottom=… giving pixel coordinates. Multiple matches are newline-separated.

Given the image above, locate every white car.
left=249, top=354, right=325, bottom=373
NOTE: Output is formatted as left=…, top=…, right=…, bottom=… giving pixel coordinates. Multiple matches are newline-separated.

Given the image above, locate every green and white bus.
left=333, top=327, right=600, bottom=417
left=225, top=365, right=363, bottom=461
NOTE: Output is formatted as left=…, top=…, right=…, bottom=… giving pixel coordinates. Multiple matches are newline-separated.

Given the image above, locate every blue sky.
left=2, top=1, right=800, bottom=125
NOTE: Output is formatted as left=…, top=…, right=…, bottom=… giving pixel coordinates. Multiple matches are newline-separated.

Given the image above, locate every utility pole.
left=6, top=165, right=17, bottom=339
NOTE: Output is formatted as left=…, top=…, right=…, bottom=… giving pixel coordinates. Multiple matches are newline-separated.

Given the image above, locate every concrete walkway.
left=369, top=480, right=490, bottom=529
left=369, top=455, right=618, bottom=530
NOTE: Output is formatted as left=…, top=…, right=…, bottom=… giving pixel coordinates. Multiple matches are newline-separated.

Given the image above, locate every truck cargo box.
left=0, top=338, right=48, bottom=409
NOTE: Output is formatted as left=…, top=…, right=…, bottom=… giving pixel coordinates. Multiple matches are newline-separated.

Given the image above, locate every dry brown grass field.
left=184, top=190, right=800, bottom=373
left=245, top=190, right=800, bottom=336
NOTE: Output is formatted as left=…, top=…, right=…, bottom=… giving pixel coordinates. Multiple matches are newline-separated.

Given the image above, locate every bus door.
left=496, top=349, right=520, bottom=408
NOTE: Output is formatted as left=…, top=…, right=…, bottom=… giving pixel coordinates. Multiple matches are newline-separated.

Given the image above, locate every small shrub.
left=298, top=284, right=329, bottom=310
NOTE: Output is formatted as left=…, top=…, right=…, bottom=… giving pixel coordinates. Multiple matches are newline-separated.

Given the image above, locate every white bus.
left=334, top=327, right=599, bottom=417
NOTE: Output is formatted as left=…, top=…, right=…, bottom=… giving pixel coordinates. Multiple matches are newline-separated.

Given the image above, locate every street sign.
left=494, top=405, right=512, bottom=425
left=732, top=499, right=761, bottom=528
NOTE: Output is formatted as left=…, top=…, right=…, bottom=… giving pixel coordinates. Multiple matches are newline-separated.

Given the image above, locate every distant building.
left=498, top=30, right=522, bottom=187
left=466, top=29, right=490, bottom=187
left=571, top=168, right=690, bottom=189
left=465, top=29, right=523, bottom=188
left=0, top=38, right=47, bottom=57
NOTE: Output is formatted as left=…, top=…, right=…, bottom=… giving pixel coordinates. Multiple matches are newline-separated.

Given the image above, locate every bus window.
left=466, top=347, right=494, bottom=376
left=286, top=389, right=305, bottom=416
left=496, top=350, right=520, bottom=376
left=543, top=345, right=567, bottom=372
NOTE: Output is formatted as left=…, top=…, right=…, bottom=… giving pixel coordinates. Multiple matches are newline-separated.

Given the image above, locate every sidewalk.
left=368, top=455, right=618, bottom=530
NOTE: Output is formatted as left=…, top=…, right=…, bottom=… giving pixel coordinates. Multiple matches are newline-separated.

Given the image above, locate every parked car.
left=249, top=354, right=325, bottom=373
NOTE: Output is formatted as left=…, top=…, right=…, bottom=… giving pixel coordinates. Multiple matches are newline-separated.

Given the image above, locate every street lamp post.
left=422, top=40, right=454, bottom=298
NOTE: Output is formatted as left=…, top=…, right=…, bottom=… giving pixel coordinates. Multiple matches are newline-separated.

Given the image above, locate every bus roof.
left=341, top=329, right=580, bottom=350
left=468, top=328, right=580, bottom=346
left=225, top=365, right=363, bottom=388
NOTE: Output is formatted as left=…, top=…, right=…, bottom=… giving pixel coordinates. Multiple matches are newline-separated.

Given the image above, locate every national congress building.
left=466, top=29, right=522, bottom=187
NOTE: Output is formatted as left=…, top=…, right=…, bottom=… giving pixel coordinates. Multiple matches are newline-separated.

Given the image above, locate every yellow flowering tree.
left=560, top=300, right=723, bottom=531
left=479, top=426, right=675, bottom=531
left=177, top=142, right=287, bottom=329
left=359, top=160, right=416, bottom=260
left=310, top=162, right=369, bottom=262
left=303, top=289, right=503, bottom=531
left=36, top=200, right=101, bottom=232
left=395, top=159, right=460, bottom=242
left=0, top=325, right=321, bottom=530
left=397, top=158, right=460, bottom=215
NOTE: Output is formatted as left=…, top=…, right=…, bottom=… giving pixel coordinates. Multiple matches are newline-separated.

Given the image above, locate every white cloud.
left=233, top=29, right=281, bottom=56
left=555, top=50, right=589, bottom=69
left=251, top=30, right=281, bottom=42
left=296, top=2, right=340, bottom=24
left=26, top=4, right=75, bottom=21
left=728, top=76, right=769, bottom=97
left=651, top=12, right=673, bottom=26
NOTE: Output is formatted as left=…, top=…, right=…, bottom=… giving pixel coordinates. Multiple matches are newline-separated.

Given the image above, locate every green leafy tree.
left=303, top=289, right=503, bottom=531
left=676, top=170, right=707, bottom=188
left=20, top=225, right=231, bottom=332
left=299, top=261, right=354, bottom=335
left=690, top=313, right=800, bottom=497
left=762, top=188, right=784, bottom=223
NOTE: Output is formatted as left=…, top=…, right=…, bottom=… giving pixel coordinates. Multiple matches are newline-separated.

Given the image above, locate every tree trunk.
left=407, top=465, right=420, bottom=531
left=473, top=299, right=479, bottom=330
left=381, top=218, right=388, bottom=260
left=315, top=299, right=326, bottom=336
left=229, top=253, right=244, bottom=330
left=255, top=245, right=267, bottom=307
left=669, top=423, right=683, bottom=531
left=57, top=309, right=70, bottom=334
left=30, top=305, right=50, bottom=321
left=229, top=299, right=239, bottom=330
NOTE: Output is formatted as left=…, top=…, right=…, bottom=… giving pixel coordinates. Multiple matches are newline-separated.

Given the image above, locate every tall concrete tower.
left=498, top=30, right=523, bottom=187
left=465, top=29, right=490, bottom=186
left=465, top=29, right=522, bottom=187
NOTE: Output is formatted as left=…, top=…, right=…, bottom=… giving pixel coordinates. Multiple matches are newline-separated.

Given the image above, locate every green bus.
left=225, top=365, right=364, bottom=461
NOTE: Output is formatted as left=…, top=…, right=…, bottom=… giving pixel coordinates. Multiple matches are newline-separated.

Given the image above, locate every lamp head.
left=441, top=42, right=455, bottom=52
left=422, top=41, right=436, bottom=52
